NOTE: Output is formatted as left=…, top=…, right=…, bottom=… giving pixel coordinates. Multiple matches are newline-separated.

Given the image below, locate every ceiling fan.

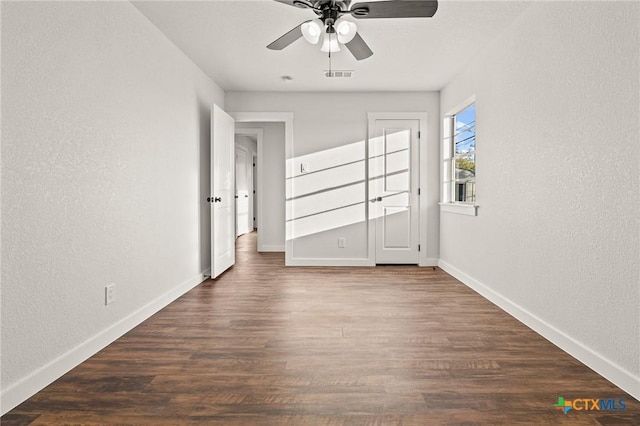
left=267, top=0, right=439, bottom=61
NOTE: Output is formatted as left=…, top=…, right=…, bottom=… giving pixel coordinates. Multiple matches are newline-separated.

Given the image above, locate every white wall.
left=235, top=122, right=286, bottom=251
left=226, top=92, right=440, bottom=265
left=439, top=2, right=639, bottom=399
left=0, top=1, right=224, bottom=413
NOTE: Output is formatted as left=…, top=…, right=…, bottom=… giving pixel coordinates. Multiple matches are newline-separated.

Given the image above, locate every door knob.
left=207, top=197, right=211, bottom=202
left=370, top=196, right=383, bottom=203
left=214, top=197, right=222, bottom=203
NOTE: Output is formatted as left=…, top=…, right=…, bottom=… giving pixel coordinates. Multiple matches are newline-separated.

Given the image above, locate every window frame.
left=441, top=96, right=478, bottom=216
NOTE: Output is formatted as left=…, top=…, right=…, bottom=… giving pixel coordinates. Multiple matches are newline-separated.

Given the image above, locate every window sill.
left=439, top=202, right=478, bottom=216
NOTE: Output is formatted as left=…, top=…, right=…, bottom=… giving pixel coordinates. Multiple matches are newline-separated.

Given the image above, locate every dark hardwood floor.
left=3, top=232, right=638, bottom=425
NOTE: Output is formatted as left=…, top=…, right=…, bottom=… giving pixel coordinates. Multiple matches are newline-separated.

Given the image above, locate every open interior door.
left=210, top=104, right=235, bottom=278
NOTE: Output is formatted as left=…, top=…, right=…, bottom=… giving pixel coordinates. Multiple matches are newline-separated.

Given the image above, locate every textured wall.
left=440, top=1, right=639, bottom=395
left=227, top=92, right=440, bottom=263
left=1, top=0, right=224, bottom=401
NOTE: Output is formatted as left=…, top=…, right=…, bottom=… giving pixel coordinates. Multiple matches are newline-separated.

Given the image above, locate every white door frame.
left=234, top=128, right=262, bottom=243
left=367, top=112, right=429, bottom=266
left=231, top=112, right=294, bottom=258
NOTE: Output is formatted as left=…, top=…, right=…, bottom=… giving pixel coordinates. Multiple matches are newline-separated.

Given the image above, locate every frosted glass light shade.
left=320, top=32, right=341, bottom=53
left=301, top=19, right=323, bottom=44
left=336, top=19, right=357, bottom=44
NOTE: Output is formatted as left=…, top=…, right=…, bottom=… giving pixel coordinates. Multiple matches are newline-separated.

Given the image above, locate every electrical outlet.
left=338, top=237, right=346, bottom=248
left=105, top=284, right=116, bottom=305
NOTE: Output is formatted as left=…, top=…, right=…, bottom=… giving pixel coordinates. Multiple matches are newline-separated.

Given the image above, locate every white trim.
left=260, top=244, right=285, bottom=252
left=440, top=202, right=478, bottom=216
left=442, top=95, right=477, bottom=205
left=286, top=258, right=374, bottom=267
left=0, top=272, right=209, bottom=415
left=438, top=259, right=640, bottom=401
left=231, top=112, right=293, bottom=256
left=416, top=113, right=430, bottom=267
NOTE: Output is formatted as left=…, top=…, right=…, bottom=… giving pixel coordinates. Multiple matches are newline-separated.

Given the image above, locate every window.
left=442, top=99, right=477, bottom=215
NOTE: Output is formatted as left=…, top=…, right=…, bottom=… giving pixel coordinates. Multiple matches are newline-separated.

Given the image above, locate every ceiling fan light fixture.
left=320, top=32, right=341, bottom=53
left=336, top=19, right=357, bottom=44
left=301, top=19, right=323, bottom=44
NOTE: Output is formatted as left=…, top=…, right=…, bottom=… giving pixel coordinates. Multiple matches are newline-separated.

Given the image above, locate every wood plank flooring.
left=3, top=232, right=639, bottom=425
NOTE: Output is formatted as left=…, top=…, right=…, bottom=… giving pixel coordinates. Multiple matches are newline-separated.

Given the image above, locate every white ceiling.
left=132, top=0, right=532, bottom=92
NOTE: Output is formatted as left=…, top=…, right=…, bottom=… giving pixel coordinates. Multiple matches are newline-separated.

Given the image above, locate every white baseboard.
left=286, top=257, right=374, bottom=267
left=438, top=259, right=640, bottom=401
left=285, top=258, right=439, bottom=267
left=0, top=271, right=208, bottom=415
left=259, top=244, right=285, bottom=252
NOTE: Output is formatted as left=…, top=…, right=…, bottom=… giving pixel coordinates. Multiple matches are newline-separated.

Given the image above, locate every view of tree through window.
left=453, top=104, right=476, bottom=203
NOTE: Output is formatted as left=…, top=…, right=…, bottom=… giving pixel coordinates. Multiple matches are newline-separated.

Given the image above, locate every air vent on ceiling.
left=324, top=70, right=354, bottom=78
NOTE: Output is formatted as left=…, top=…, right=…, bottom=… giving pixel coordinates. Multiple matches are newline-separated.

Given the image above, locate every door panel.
left=382, top=206, right=410, bottom=248
left=370, top=119, right=420, bottom=264
left=211, top=105, right=235, bottom=278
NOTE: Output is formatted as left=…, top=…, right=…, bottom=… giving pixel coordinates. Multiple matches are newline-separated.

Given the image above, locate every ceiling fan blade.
left=351, top=0, right=438, bottom=19
left=272, top=0, right=314, bottom=9
left=345, top=32, right=373, bottom=60
left=267, top=22, right=307, bottom=50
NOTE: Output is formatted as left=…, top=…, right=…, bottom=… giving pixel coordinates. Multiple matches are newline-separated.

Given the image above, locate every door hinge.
left=418, top=131, right=421, bottom=139
left=418, top=188, right=421, bottom=195
left=418, top=244, right=421, bottom=252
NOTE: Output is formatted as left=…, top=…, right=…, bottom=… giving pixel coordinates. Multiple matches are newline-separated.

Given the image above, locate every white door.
left=211, top=104, right=235, bottom=278
left=235, top=144, right=251, bottom=237
left=369, top=119, right=420, bottom=264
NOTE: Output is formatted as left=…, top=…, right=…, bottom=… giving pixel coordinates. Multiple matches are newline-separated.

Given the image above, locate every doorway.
left=368, top=114, right=424, bottom=265
left=232, top=112, right=292, bottom=258
left=235, top=144, right=252, bottom=237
